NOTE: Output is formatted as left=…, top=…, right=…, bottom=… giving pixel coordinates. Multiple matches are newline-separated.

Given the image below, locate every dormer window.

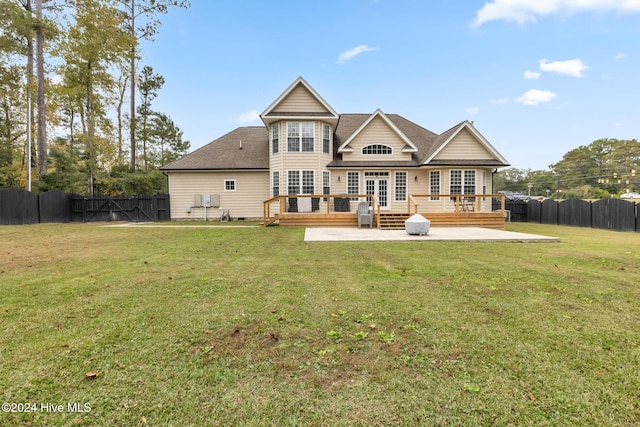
left=287, top=122, right=314, bottom=152
left=362, top=144, right=393, bottom=155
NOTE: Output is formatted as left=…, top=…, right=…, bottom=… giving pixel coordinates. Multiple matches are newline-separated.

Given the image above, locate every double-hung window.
left=347, top=172, right=359, bottom=200
left=463, top=170, right=476, bottom=194
left=322, top=124, right=330, bottom=154
left=271, top=123, right=279, bottom=154
left=430, top=171, right=440, bottom=200
left=322, top=171, right=330, bottom=200
left=395, top=172, right=407, bottom=201
left=302, top=171, right=314, bottom=194
left=288, top=170, right=314, bottom=194
left=287, top=122, right=314, bottom=152
left=450, top=170, right=476, bottom=195
left=272, top=171, right=280, bottom=197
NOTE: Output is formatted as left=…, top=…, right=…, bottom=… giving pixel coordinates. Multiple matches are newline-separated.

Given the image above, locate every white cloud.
left=236, top=109, right=261, bottom=123
left=337, top=44, right=376, bottom=64
left=465, top=107, right=480, bottom=115
left=472, top=0, right=640, bottom=27
left=516, top=89, right=557, bottom=106
left=539, top=58, right=588, bottom=77
left=491, top=97, right=510, bottom=104
left=524, top=70, right=541, bottom=80
left=614, top=52, right=628, bottom=60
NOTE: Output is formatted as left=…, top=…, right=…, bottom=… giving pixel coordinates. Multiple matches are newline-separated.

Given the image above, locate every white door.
left=366, top=178, right=389, bottom=209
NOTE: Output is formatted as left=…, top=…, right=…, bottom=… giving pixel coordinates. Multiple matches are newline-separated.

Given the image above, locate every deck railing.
left=408, top=194, right=506, bottom=214
left=263, top=194, right=380, bottom=227
left=264, top=193, right=507, bottom=226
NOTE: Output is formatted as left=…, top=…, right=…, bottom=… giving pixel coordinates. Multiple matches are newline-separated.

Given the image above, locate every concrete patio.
left=304, top=227, right=560, bottom=242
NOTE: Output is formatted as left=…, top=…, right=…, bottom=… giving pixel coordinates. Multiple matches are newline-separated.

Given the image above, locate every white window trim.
left=287, top=122, right=315, bottom=153
left=395, top=171, right=407, bottom=202
left=449, top=169, right=477, bottom=195
left=347, top=171, right=360, bottom=200
left=224, top=179, right=236, bottom=192
left=271, top=123, right=279, bottom=154
left=430, top=170, right=441, bottom=200
left=322, top=124, right=331, bottom=154
left=287, top=170, right=315, bottom=195
left=362, top=144, right=393, bottom=155
left=272, top=171, right=280, bottom=197
left=322, top=170, right=331, bottom=195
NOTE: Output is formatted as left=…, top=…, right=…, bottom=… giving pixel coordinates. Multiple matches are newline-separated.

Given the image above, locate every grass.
left=0, top=222, right=639, bottom=426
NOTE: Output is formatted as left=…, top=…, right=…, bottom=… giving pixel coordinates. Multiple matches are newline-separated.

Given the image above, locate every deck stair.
left=378, top=212, right=410, bottom=230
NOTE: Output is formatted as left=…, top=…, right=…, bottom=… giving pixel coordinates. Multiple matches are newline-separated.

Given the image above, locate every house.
left=161, top=77, right=510, bottom=227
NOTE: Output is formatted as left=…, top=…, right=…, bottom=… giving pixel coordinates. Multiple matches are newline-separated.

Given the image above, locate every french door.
left=365, top=172, right=389, bottom=209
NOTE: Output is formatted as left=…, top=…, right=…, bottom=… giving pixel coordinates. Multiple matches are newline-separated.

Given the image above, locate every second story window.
left=362, top=144, right=393, bottom=155
left=271, top=123, right=279, bottom=154
left=287, top=122, right=314, bottom=152
left=322, top=124, right=330, bottom=154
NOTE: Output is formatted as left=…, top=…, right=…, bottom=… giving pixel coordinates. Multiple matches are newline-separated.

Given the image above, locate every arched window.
left=362, top=144, right=392, bottom=155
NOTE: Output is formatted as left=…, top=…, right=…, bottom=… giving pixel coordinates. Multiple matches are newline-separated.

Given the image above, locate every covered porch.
left=263, top=194, right=509, bottom=229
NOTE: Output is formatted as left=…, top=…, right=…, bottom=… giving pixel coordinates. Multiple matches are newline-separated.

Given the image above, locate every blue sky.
left=143, top=0, right=640, bottom=171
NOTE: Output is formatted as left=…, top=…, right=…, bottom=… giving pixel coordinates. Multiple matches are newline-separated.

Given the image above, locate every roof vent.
left=239, top=140, right=243, bottom=149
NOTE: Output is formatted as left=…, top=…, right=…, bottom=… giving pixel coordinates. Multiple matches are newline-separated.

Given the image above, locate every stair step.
left=377, top=213, right=410, bottom=230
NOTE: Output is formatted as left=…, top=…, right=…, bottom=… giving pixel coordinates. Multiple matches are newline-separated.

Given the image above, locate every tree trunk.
left=128, top=0, right=136, bottom=172
left=25, top=0, right=35, bottom=185
left=35, top=0, right=47, bottom=176
left=86, top=62, right=94, bottom=196
left=116, top=74, right=128, bottom=163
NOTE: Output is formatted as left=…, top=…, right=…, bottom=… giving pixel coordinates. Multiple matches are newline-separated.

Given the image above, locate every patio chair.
left=461, top=197, right=475, bottom=212
left=357, top=202, right=372, bottom=229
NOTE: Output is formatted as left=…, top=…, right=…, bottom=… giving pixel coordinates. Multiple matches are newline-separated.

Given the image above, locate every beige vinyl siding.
left=167, top=171, right=269, bottom=220
left=434, top=129, right=495, bottom=160
left=342, top=116, right=412, bottom=161
left=329, top=169, right=415, bottom=212
left=271, top=120, right=333, bottom=197
left=272, top=85, right=330, bottom=114
left=417, top=167, right=495, bottom=212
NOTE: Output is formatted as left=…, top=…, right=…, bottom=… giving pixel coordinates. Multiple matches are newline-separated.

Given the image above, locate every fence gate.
left=71, top=194, right=170, bottom=223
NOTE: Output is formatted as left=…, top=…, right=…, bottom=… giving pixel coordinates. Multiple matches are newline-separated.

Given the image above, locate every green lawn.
left=1, top=223, right=639, bottom=426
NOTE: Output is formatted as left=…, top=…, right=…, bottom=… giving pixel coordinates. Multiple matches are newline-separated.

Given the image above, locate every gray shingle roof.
left=161, top=127, right=269, bottom=171
left=328, top=114, right=440, bottom=167
left=161, top=114, right=508, bottom=171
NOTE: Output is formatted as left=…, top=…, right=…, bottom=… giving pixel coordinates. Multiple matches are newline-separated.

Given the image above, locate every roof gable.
left=337, top=109, right=418, bottom=154
left=261, top=77, right=338, bottom=122
left=423, top=121, right=509, bottom=166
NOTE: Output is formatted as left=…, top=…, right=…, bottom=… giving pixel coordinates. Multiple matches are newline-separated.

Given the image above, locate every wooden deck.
left=265, top=194, right=509, bottom=229
left=276, top=211, right=507, bottom=229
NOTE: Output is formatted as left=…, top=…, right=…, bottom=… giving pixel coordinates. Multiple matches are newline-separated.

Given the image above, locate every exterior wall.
left=341, top=116, right=413, bottom=161
left=272, top=85, right=329, bottom=114
left=434, top=129, right=495, bottom=160
left=330, top=169, right=418, bottom=212
left=167, top=170, right=269, bottom=220
left=415, top=167, right=495, bottom=212
left=330, top=167, right=496, bottom=212
left=269, top=120, right=333, bottom=197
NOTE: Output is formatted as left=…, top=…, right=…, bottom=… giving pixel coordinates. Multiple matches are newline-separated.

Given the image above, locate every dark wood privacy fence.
left=0, top=188, right=170, bottom=225
left=504, top=198, right=638, bottom=232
